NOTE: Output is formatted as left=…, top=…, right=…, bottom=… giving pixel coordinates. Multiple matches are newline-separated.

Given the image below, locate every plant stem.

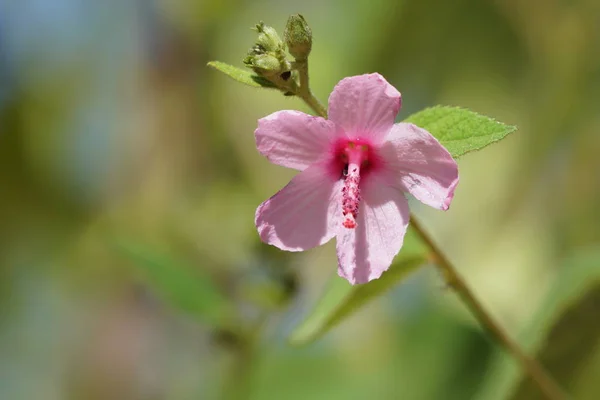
left=294, top=60, right=328, bottom=118
left=409, top=218, right=568, bottom=400
left=297, top=92, right=567, bottom=400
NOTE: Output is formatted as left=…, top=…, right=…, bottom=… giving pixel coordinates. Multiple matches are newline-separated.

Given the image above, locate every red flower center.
left=329, top=138, right=380, bottom=229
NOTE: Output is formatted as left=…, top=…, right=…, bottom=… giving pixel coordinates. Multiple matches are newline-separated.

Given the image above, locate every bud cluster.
left=243, top=22, right=290, bottom=78
left=243, top=15, right=313, bottom=84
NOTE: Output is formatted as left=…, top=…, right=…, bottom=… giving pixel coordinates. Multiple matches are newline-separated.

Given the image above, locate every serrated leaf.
left=289, top=252, right=426, bottom=346
left=115, top=239, right=235, bottom=327
left=403, top=106, right=517, bottom=158
left=207, top=61, right=277, bottom=89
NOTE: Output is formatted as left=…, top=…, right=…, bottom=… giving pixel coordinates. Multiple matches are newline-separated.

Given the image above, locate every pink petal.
left=255, top=110, right=338, bottom=171
left=379, top=123, right=459, bottom=210
left=336, top=177, right=410, bottom=284
left=256, top=164, right=343, bottom=252
left=328, top=73, right=401, bottom=144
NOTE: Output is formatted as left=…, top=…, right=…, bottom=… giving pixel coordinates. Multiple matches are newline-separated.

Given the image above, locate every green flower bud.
left=243, top=21, right=295, bottom=86
left=284, top=14, right=312, bottom=60
left=244, top=53, right=283, bottom=77
left=254, top=22, right=284, bottom=53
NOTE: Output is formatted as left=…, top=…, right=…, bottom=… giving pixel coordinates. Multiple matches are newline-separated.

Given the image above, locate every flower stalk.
left=409, top=219, right=568, bottom=400
left=294, top=60, right=328, bottom=118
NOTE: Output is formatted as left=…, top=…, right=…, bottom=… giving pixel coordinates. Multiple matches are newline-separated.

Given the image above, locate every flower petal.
left=336, top=178, right=410, bottom=284
left=255, top=110, right=338, bottom=171
left=380, top=123, right=459, bottom=210
left=328, top=73, right=401, bottom=144
left=256, top=164, right=342, bottom=251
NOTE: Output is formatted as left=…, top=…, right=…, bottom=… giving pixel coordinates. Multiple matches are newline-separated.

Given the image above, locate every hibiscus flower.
left=254, top=73, right=458, bottom=284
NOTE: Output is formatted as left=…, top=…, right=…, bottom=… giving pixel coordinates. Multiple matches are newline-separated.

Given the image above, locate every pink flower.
left=254, top=73, right=459, bottom=284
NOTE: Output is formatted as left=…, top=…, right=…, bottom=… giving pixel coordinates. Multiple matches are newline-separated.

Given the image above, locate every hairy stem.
left=298, top=94, right=567, bottom=400
left=410, top=218, right=568, bottom=400
left=294, top=60, right=328, bottom=117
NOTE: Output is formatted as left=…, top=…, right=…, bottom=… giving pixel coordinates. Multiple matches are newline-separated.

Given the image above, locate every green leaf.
left=115, top=239, right=235, bottom=327
left=403, top=106, right=517, bottom=158
left=289, top=250, right=426, bottom=346
left=207, top=61, right=277, bottom=89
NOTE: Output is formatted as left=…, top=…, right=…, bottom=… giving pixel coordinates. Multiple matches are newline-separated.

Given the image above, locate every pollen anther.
left=341, top=163, right=361, bottom=229
left=337, top=140, right=373, bottom=229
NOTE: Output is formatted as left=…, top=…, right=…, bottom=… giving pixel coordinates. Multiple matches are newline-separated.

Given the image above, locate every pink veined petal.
left=379, top=123, right=459, bottom=210
left=336, top=178, right=410, bottom=285
left=328, top=73, right=401, bottom=144
left=255, top=163, right=343, bottom=252
left=255, top=110, right=339, bottom=171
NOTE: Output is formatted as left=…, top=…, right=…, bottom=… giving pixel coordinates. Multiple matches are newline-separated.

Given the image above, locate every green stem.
left=410, top=218, right=568, bottom=400
left=297, top=92, right=567, bottom=400
left=294, top=60, right=328, bottom=117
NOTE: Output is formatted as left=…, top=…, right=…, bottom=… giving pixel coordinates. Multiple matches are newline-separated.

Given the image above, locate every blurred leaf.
left=509, top=255, right=600, bottom=400
left=510, top=284, right=600, bottom=400
left=289, top=246, right=426, bottom=346
left=476, top=248, right=600, bottom=400
left=239, top=281, right=290, bottom=310
left=115, top=239, right=235, bottom=327
left=404, top=106, right=517, bottom=158
left=207, top=61, right=277, bottom=89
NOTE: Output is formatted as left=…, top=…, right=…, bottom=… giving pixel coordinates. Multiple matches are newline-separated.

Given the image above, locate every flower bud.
left=244, top=21, right=293, bottom=84
left=243, top=53, right=283, bottom=77
left=254, top=22, right=284, bottom=53
left=284, top=14, right=312, bottom=60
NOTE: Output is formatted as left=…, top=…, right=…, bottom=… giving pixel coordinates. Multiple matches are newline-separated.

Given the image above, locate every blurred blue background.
left=1, top=1, right=599, bottom=399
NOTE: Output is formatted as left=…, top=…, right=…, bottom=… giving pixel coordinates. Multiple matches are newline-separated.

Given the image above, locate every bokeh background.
left=1, top=0, right=599, bottom=399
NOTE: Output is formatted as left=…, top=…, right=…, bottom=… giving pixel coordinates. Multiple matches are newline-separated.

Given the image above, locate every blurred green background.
left=1, top=0, right=599, bottom=399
